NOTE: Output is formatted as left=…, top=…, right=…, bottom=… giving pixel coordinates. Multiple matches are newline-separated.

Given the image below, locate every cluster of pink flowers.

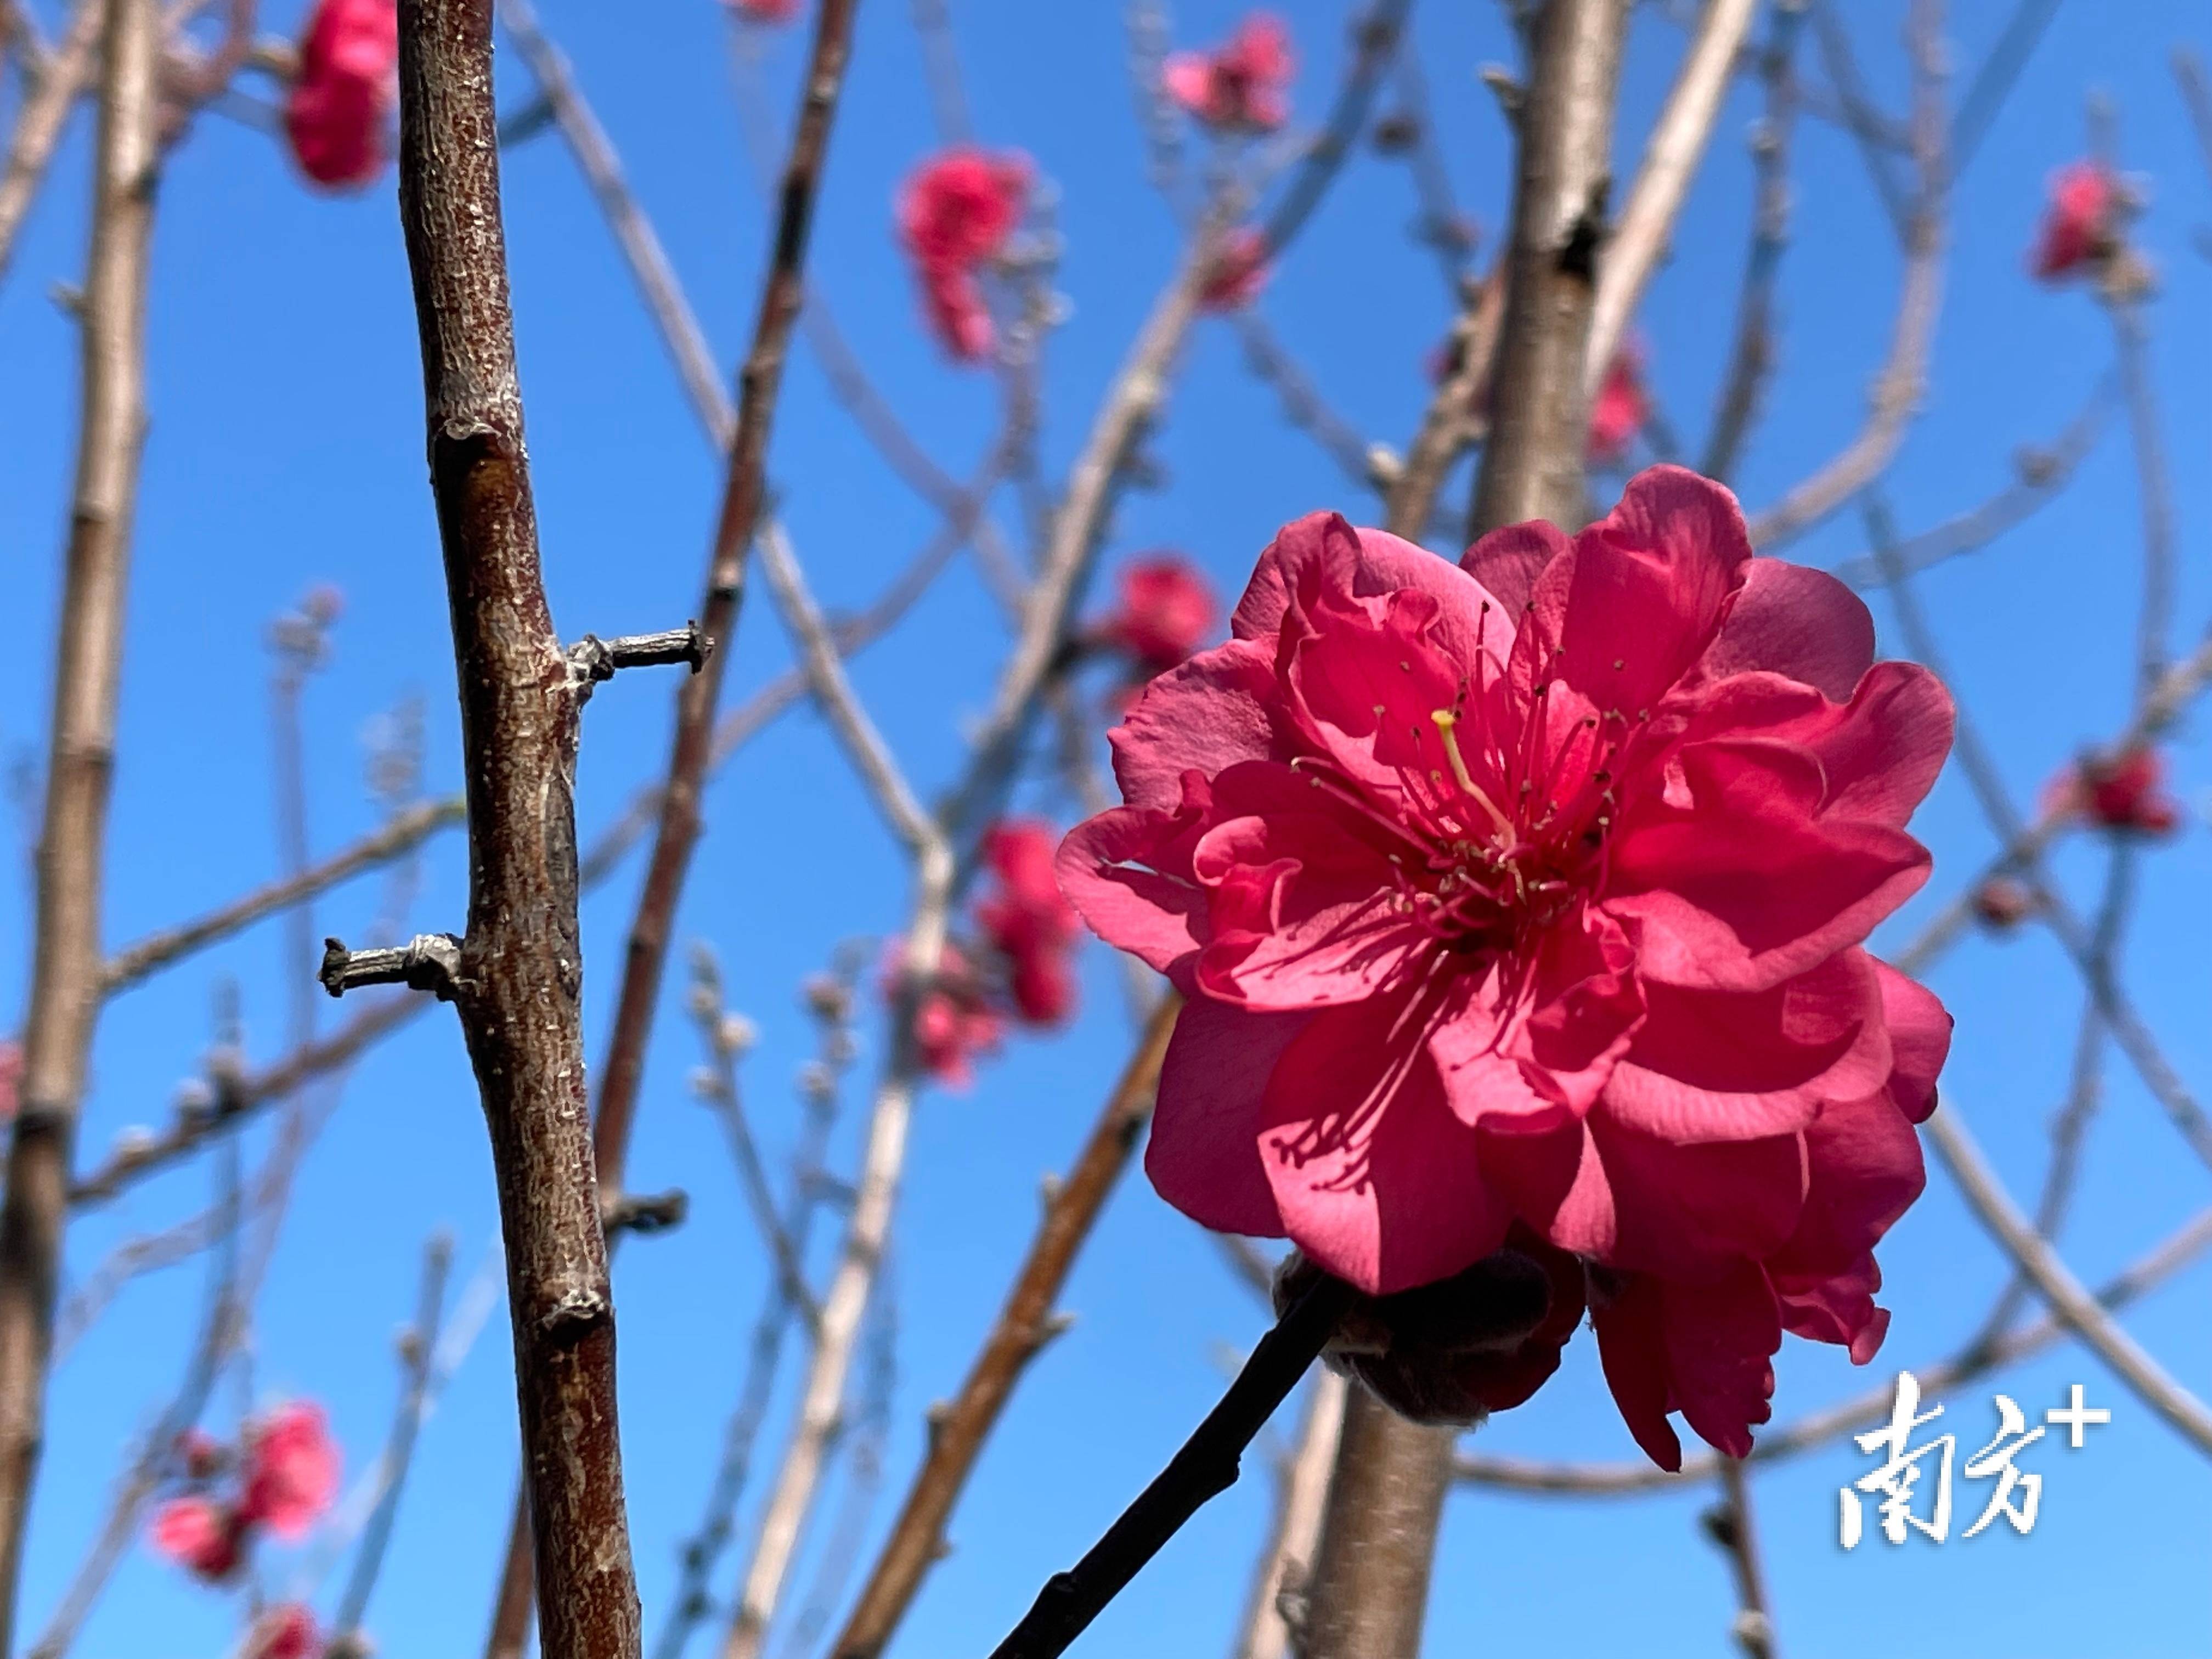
left=2050, top=744, right=2181, bottom=836
left=283, top=0, right=398, bottom=191
left=898, top=149, right=1030, bottom=362
left=2030, top=161, right=2121, bottom=282
left=150, top=1403, right=340, bottom=1582
left=889, top=821, right=1085, bottom=1087
left=1586, top=343, right=1648, bottom=465
left=1165, top=12, right=1294, bottom=133
left=1058, top=467, right=1955, bottom=1465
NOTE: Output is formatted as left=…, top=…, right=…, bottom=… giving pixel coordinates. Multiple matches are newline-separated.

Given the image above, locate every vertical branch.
left=2109, top=296, right=2175, bottom=697
left=1231, top=1370, right=1349, bottom=1659
left=482, top=3, right=865, bottom=1652
left=1583, top=0, right=1759, bottom=394
left=1312, top=1, right=1627, bottom=1646
left=392, top=4, right=639, bottom=1658
left=1465, top=0, right=1631, bottom=539
left=1305, top=4, right=1627, bottom=1655
left=0, top=0, right=159, bottom=1640
left=328, top=1234, right=455, bottom=1655
left=1702, top=1459, right=1778, bottom=1659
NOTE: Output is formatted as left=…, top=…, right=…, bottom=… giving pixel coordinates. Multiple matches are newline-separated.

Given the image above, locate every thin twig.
left=1583, top=0, right=1759, bottom=394
left=1700, top=0, right=1807, bottom=482
left=0, top=0, right=99, bottom=284
left=652, top=953, right=861, bottom=1659
left=686, top=947, right=820, bottom=1330
left=828, top=996, right=1179, bottom=1659
left=69, top=991, right=425, bottom=1207
left=327, top=1234, right=455, bottom=1654
left=1703, top=1459, right=1777, bottom=1659
left=1922, top=1094, right=2212, bottom=1455
left=1829, top=373, right=2114, bottom=587
left=2109, top=295, right=2176, bottom=697
left=1256, top=0, right=1413, bottom=260
left=494, top=0, right=734, bottom=444
left=99, top=800, right=464, bottom=995
left=0, top=0, right=161, bottom=1636
left=984, top=1273, right=1357, bottom=1659
left=754, top=523, right=942, bottom=860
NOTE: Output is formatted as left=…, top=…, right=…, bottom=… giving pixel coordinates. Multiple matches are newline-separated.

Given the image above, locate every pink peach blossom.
left=1164, top=12, right=1294, bottom=133
left=2030, top=161, right=2118, bottom=281
left=239, top=1401, right=339, bottom=1538
left=897, top=149, right=1030, bottom=361
left=150, top=1496, right=242, bottom=1582
left=245, top=1604, right=322, bottom=1659
left=1587, top=344, right=1647, bottom=464
left=977, top=821, right=1081, bottom=1028
left=1199, top=227, right=1271, bottom=312
left=1058, top=466, right=1954, bottom=1464
left=283, top=0, right=398, bottom=191
left=2053, top=744, right=2180, bottom=835
left=1101, top=555, right=1220, bottom=675
left=728, top=0, right=803, bottom=21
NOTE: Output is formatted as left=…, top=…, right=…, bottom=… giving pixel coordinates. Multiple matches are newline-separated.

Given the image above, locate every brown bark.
left=391, top=3, right=640, bottom=1657
left=1304, top=4, right=1629, bottom=1656
left=1294, top=1394, right=1454, bottom=1659
left=828, top=995, right=1180, bottom=1659
left=480, top=3, right=865, bottom=1653
left=0, top=0, right=158, bottom=1640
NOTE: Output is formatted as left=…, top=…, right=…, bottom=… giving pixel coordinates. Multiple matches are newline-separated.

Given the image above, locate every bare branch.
left=0, top=0, right=162, bottom=1633
left=828, top=995, right=1179, bottom=1659
left=393, top=3, right=642, bottom=1655
left=1922, top=1094, right=2212, bottom=1456
left=1700, top=0, right=1807, bottom=482
left=0, top=0, right=100, bottom=284
left=69, top=991, right=425, bottom=1209
left=102, top=798, right=465, bottom=995
left=1584, top=0, right=1760, bottom=394
left=755, top=523, right=942, bottom=861
left=328, top=1234, right=455, bottom=1654
left=567, top=624, right=713, bottom=687
left=1702, top=1460, right=1777, bottom=1659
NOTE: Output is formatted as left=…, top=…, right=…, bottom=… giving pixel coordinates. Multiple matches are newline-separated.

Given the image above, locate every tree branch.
left=1921, top=1094, right=2212, bottom=1455
left=0, top=0, right=100, bottom=284
left=1232, top=1369, right=1349, bottom=1659
left=827, top=995, right=1179, bottom=1659
left=0, top=0, right=160, bottom=1636
left=393, top=4, right=641, bottom=1656
left=1584, top=0, right=1759, bottom=394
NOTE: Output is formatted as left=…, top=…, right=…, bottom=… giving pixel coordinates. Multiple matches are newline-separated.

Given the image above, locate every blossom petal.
left=1695, top=558, right=1874, bottom=701
left=1660, top=1262, right=1781, bottom=1458
left=1258, top=990, right=1513, bottom=1293
left=1602, top=949, right=1891, bottom=1143
left=1607, top=739, right=1931, bottom=991
left=1460, top=518, right=1572, bottom=619
left=1592, top=1276, right=1681, bottom=1469
left=1592, top=1117, right=1807, bottom=1279
left=1109, top=637, right=1285, bottom=810
left=1515, top=465, right=1753, bottom=716
left=1146, top=997, right=1305, bottom=1238
left=1874, top=958, right=1951, bottom=1122
left=1235, top=511, right=1509, bottom=676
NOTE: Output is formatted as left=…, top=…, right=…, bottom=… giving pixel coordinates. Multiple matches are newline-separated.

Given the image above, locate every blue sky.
left=4, top=1, right=2211, bottom=1656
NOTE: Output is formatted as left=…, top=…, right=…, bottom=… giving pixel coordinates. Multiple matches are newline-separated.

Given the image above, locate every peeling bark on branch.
left=393, top=3, right=640, bottom=1657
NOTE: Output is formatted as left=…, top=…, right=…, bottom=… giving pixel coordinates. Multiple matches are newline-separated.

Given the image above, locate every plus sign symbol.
left=2045, top=1384, right=2113, bottom=1449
